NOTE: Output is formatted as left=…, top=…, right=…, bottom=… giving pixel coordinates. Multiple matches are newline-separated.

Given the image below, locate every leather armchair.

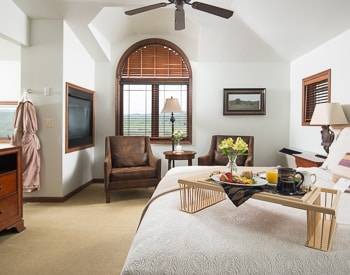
left=104, top=136, right=161, bottom=203
left=198, top=135, right=254, bottom=167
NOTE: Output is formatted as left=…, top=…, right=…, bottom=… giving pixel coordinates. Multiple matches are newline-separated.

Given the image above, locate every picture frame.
left=223, top=88, right=266, bottom=115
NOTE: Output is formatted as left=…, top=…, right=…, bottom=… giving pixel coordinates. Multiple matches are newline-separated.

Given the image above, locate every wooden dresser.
left=280, top=147, right=326, bottom=168
left=294, top=153, right=325, bottom=168
left=0, top=144, right=25, bottom=232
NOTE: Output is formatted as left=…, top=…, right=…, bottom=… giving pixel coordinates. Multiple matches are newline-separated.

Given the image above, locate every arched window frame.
left=115, top=38, right=192, bottom=144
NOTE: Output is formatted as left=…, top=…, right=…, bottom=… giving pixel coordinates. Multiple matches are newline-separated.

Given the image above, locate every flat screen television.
left=66, top=82, right=95, bottom=153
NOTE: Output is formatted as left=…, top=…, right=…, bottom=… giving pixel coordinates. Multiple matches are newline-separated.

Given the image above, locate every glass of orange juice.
left=266, top=169, right=278, bottom=184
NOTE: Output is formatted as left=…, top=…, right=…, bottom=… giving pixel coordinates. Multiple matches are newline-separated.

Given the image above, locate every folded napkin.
left=220, top=184, right=274, bottom=207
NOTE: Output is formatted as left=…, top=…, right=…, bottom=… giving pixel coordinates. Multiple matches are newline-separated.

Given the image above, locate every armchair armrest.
left=147, top=141, right=161, bottom=180
left=104, top=156, right=112, bottom=174
left=198, top=154, right=212, bottom=166
left=149, top=152, right=160, bottom=168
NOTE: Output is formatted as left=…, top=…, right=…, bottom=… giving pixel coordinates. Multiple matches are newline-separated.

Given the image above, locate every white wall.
left=20, top=19, right=97, bottom=198
left=0, top=37, right=21, bottom=100
left=0, top=0, right=29, bottom=46
left=15, top=7, right=291, bottom=195
left=21, top=19, right=63, bottom=197
left=92, top=16, right=290, bottom=178
left=62, top=22, right=95, bottom=196
left=290, top=28, right=350, bottom=154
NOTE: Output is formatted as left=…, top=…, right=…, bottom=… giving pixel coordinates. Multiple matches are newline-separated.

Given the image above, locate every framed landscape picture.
left=223, top=88, right=266, bottom=115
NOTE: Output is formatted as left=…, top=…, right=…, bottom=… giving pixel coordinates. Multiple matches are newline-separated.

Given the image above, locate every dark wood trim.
left=148, top=136, right=191, bottom=145
left=120, top=78, right=190, bottom=84
left=223, top=88, right=266, bottom=116
left=23, top=179, right=100, bottom=203
left=115, top=38, right=193, bottom=144
left=303, top=69, right=331, bottom=85
left=65, top=82, right=96, bottom=154
left=151, top=84, right=159, bottom=137
left=92, top=178, right=104, bottom=183
left=302, top=69, right=331, bottom=126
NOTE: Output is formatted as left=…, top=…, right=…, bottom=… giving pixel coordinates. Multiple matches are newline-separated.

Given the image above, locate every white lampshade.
left=161, top=97, right=183, bottom=113
left=310, top=103, right=348, bottom=125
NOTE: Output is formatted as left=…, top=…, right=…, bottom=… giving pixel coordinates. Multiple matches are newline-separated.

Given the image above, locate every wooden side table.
left=163, top=151, right=196, bottom=170
left=294, top=153, right=325, bottom=168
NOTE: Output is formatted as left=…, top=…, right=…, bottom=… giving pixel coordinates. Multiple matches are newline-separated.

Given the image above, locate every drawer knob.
left=0, top=210, right=3, bottom=215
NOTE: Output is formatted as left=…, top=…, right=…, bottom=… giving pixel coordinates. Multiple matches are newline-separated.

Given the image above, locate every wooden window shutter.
left=302, top=69, right=331, bottom=125
left=121, top=44, right=190, bottom=78
left=117, top=39, right=192, bottom=145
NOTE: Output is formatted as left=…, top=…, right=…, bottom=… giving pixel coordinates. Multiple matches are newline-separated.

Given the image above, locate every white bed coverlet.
left=121, top=166, right=350, bottom=275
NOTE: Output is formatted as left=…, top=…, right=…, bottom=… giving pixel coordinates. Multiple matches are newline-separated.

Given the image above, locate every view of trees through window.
left=122, top=84, right=187, bottom=137
left=117, top=40, right=192, bottom=143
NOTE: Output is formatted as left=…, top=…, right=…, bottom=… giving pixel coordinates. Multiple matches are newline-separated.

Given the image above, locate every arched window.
left=116, top=38, right=192, bottom=144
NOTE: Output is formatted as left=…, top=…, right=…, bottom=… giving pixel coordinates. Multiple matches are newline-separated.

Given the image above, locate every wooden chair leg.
left=105, top=190, right=111, bottom=203
left=105, top=181, right=111, bottom=203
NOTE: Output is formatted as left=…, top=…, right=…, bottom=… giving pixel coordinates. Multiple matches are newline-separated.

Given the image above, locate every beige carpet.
left=0, top=184, right=153, bottom=275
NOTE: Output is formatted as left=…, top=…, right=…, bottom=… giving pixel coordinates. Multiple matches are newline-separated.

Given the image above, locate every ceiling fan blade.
left=175, top=8, right=185, bottom=30
left=125, top=3, right=168, bottom=16
left=191, top=2, right=234, bottom=19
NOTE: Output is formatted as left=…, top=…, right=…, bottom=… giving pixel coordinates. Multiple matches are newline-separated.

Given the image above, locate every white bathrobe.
left=12, top=101, right=41, bottom=192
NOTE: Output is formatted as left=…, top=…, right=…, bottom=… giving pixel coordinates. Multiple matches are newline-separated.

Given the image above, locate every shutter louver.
left=302, top=70, right=331, bottom=125
left=122, top=44, right=190, bottom=78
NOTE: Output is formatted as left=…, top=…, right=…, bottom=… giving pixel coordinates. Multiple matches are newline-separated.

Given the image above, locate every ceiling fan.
left=125, top=0, right=234, bottom=31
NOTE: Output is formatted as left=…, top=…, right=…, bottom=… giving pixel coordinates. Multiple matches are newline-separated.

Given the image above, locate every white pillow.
left=323, top=127, right=350, bottom=180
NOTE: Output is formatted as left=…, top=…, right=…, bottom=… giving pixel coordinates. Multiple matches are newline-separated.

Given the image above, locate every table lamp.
left=310, top=103, right=348, bottom=154
left=161, top=97, right=183, bottom=151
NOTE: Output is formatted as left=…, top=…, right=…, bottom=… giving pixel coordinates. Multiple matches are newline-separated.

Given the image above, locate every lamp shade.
left=310, top=103, right=348, bottom=125
left=161, top=97, right=183, bottom=113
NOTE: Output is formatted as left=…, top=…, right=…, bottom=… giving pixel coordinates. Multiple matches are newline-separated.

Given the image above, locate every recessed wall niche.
left=65, top=82, right=95, bottom=153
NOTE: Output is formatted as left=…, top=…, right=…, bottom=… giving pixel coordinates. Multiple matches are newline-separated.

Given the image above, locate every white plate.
left=211, top=174, right=268, bottom=187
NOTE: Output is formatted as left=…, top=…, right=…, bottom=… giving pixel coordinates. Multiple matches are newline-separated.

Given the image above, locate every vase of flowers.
left=218, top=137, right=248, bottom=174
left=173, top=130, right=185, bottom=152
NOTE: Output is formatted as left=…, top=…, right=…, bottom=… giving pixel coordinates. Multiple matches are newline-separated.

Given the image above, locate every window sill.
left=150, top=138, right=192, bottom=145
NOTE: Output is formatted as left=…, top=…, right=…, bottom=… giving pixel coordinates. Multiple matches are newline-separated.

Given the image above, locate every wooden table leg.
left=168, top=160, right=171, bottom=170
left=188, top=159, right=192, bottom=166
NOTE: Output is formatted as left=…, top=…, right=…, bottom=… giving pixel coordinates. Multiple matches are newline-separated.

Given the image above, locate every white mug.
left=298, top=170, right=317, bottom=189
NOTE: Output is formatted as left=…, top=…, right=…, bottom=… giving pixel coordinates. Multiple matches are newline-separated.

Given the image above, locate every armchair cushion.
left=110, top=136, right=148, bottom=168
left=214, top=150, right=227, bottom=165
left=110, top=166, right=156, bottom=181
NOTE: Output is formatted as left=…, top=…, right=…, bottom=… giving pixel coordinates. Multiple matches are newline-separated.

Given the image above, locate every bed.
left=121, top=165, right=350, bottom=275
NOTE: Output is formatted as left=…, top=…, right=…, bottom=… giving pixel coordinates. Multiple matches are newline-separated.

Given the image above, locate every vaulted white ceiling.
left=231, top=0, right=350, bottom=60
left=13, top=0, right=350, bottom=60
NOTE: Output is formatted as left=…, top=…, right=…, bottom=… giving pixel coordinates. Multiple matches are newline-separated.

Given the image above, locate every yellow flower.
left=218, top=137, right=248, bottom=156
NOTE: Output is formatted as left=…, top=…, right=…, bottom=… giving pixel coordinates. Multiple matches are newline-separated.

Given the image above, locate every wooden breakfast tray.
left=178, top=176, right=342, bottom=251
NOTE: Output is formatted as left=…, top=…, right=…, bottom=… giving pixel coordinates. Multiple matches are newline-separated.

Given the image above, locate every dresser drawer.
left=0, top=171, right=17, bottom=198
left=0, top=194, right=19, bottom=223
